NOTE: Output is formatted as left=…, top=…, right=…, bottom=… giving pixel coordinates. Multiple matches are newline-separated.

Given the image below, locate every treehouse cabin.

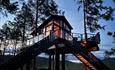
left=31, top=15, right=99, bottom=51
left=32, top=15, right=73, bottom=41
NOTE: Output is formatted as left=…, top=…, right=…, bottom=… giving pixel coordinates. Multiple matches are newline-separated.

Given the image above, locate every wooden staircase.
left=74, top=54, right=96, bottom=70
left=69, top=37, right=110, bottom=70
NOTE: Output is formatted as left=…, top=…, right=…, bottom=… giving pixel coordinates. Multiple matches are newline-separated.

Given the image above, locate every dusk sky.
left=0, top=0, right=115, bottom=51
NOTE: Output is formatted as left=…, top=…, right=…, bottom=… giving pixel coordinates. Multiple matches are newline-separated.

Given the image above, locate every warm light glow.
left=45, top=22, right=52, bottom=37
left=75, top=54, right=96, bottom=70
left=80, top=41, right=87, bottom=47
left=54, top=23, right=61, bottom=37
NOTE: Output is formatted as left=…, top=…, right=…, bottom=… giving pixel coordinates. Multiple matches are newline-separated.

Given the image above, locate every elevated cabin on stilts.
left=31, top=15, right=73, bottom=70
left=31, top=15, right=101, bottom=70
left=31, top=15, right=100, bottom=52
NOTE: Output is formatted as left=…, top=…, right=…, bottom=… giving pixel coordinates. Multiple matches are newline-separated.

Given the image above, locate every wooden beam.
left=48, top=54, right=51, bottom=70
left=55, top=45, right=60, bottom=70
left=62, top=53, right=65, bottom=70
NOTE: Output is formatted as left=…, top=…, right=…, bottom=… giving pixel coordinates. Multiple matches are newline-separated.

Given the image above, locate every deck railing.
left=71, top=33, right=95, bottom=41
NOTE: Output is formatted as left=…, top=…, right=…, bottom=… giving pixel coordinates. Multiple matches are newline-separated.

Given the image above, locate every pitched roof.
left=31, top=15, right=73, bottom=35
left=38, top=15, right=72, bottom=29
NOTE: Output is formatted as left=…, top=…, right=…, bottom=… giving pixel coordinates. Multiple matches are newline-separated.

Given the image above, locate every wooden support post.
left=62, top=53, right=65, bottom=70
left=55, top=47, right=60, bottom=70
left=52, top=54, right=55, bottom=70
left=48, top=54, right=51, bottom=70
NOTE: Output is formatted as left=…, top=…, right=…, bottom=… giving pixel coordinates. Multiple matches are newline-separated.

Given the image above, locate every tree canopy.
left=0, top=0, right=19, bottom=16
left=0, top=0, right=59, bottom=55
left=76, top=0, right=115, bottom=32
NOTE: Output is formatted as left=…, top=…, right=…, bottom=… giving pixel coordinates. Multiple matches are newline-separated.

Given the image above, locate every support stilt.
left=55, top=45, right=60, bottom=70
left=62, top=53, right=65, bottom=70
left=52, top=54, right=55, bottom=70
left=48, top=54, right=51, bottom=70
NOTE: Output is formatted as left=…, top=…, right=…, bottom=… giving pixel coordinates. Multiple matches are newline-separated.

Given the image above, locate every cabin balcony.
left=72, top=33, right=100, bottom=51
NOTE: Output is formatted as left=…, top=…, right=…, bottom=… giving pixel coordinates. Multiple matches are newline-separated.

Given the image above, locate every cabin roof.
left=31, top=15, right=73, bottom=35
left=39, top=15, right=72, bottom=29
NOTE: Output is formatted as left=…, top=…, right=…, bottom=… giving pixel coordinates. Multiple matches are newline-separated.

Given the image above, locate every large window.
left=54, top=24, right=61, bottom=37
left=45, top=22, right=52, bottom=37
left=41, top=20, right=72, bottom=41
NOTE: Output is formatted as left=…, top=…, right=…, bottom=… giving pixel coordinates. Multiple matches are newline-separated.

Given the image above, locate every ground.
left=37, top=57, right=115, bottom=70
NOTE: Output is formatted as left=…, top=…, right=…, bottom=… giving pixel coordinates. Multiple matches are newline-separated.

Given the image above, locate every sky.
left=55, top=0, right=115, bottom=51
left=0, top=0, right=115, bottom=51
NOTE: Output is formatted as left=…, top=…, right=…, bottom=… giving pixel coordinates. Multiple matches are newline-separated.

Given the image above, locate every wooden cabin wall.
left=53, top=20, right=72, bottom=40
left=42, top=21, right=53, bottom=37
left=38, top=19, right=72, bottom=41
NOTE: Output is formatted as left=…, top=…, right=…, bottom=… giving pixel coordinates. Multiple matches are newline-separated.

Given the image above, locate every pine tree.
left=5, top=0, right=59, bottom=51
left=76, top=0, right=115, bottom=32
left=0, top=0, right=18, bottom=16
